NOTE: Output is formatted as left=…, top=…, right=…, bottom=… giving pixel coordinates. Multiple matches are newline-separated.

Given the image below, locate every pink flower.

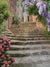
left=2, top=64, right=9, bottom=67
left=0, top=36, right=1, bottom=38
left=0, top=44, right=3, bottom=47
left=0, top=40, right=2, bottom=42
left=1, top=48, right=4, bottom=52
left=8, top=61, right=11, bottom=64
left=1, top=44, right=4, bottom=46
left=0, top=46, right=2, bottom=49
left=8, top=44, right=10, bottom=47
left=7, top=55, right=10, bottom=58
left=9, top=41, right=11, bottom=44
left=3, top=61, right=8, bottom=64
left=6, top=64, right=9, bottom=67
left=2, top=44, right=6, bottom=47
left=0, top=58, right=2, bottom=61
left=3, top=36, right=7, bottom=41
left=4, top=42, right=6, bottom=44
left=7, top=39, right=9, bottom=42
left=4, top=57, right=6, bottom=59
left=6, top=45, right=8, bottom=47
left=11, top=58, right=15, bottom=62
left=1, top=55, right=4, bottom=58
left=6, top=48, right=9, bottom=51
left=7, top=39, right=10, bottom=42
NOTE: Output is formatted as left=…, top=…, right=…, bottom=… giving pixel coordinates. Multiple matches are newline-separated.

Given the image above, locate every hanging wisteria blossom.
left=24, top=0, right=50, bottom=31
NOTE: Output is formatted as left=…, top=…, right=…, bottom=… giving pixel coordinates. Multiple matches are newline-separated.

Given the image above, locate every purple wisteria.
left=25, top=0, right=47, bottom=15
left=47, top=12, right=50, bottom=25
left=36, top=1, right=47, bottom=15
left=25, top=0, right=35, bottom=5
left=24, top=0, right=50, bottom=31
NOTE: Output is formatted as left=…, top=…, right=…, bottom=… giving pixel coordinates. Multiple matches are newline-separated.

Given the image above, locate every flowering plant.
left=25, top=0, right=50, bottom=31
left=0, top=36, right=15, bottom=67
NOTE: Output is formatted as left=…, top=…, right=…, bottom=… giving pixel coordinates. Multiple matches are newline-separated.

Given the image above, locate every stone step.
left=5, top=34, right=44, bottom=37
left=6, top=36, right=49, bottom=39
left=11, top=55, right=50, bottom=64
left=2, top=29, right=13, bottom=34
left=7, top=37, right=50, bottom=40
left=5, top=34, right=46, bottom=36
left=15, top=25, right=35, bottom=27
left=10, top=44, right=50, bottom=50
left=11, top=62, right=50, bottom=67
left=7, top=49, right=50, bottom=56
left=12, top=31, right=41, bottom=34
left=2, top=32, right=44, bottom=35
left=2, top=33, right=12, bottom=35
left=5, top=34, right=50, bottom=38
left=11, top=40, right=50, bottom=45
left=2, top=30, right=10, bottom=33
left=15, top=32, right=43, bottom=34
left=7, top=53, right=28, bottom=57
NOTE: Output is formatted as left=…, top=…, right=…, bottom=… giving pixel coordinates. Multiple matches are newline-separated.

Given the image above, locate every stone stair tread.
left=13, top=55, right=50, bottom=64
left=7, top=37, right=50, bottom=41
left=3, top=32, right=44, bottom=35
left=2, top=32, right=12, bottom=34
left=7, top=49, right=50, bottom=54
left=6, top=34, right=45, bottom=36
left=6, top=36, right=50, bottom=38
left=11, top=40, right=50, bottom=42
left=14, top=32, right=43, bottom=34
left=2, top=32, right=43, bottom=34
left=7, top=37, right=48, bottom=40
left=10, top=44, right=50, bottom=48
left=7, top=37, right=49, bottom=39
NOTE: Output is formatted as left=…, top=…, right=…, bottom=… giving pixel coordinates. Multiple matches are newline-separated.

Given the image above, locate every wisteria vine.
left=24, top=0, right=50, bottom=31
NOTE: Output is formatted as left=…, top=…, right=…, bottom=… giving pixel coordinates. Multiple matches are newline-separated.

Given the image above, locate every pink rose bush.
left=0, top=36, right=15, bottom=67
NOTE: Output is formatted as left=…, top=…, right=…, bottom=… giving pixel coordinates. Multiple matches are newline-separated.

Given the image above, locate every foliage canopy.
left=0, top=0, right=11, bottom=24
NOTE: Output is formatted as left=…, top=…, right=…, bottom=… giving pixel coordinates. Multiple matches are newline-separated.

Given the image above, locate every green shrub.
left=21, top=0, right=25, bottom=2
left=0, top=23, right=5, bottom=34
left=27, top=5, right=39, bottom=15
left=0, top=0, right=11, bottom=24
left=13, top=16, right=21, bottom=25
left=0, top=0, right=11, bottom=34
left=42, top=27, right=50, bottom=36
left=37, top=15, right=47, bottom=26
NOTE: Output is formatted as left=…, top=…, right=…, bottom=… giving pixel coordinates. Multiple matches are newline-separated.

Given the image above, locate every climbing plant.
left=25, top=0, right=50, bottom=32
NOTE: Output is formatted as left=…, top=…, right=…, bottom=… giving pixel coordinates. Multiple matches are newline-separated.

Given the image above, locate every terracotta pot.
left=32, top=15, right=37, bottom=22
left=36, top=22, right=46, bottom=31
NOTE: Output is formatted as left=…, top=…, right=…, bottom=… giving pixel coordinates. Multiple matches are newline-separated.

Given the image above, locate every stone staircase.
left=9, top=22, right=36, bottom=34
left=2, top=28, right=50, bottom=67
